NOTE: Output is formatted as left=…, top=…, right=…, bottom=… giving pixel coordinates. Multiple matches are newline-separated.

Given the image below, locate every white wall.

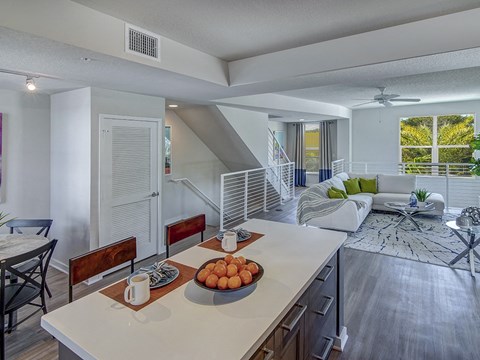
left=336, top=118, right=350, bottom=162
left=217, top=106, right=269, bottom=167
left=50, top=88, right=92, bottom=271
left=0, top=89, right=50, bottom=229
left=352, top=100, right=480, bottom=163
left=164, top=110, right=228, bottom=226
left=50, top=87, right=165, bottom=271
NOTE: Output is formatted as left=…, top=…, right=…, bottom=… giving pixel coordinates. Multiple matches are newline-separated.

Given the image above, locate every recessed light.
left=168, top=104, right=178, bottom=108
left=299, top=118, right=304, bottom=121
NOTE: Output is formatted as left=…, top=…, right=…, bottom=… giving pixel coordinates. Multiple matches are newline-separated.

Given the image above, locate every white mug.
left=124, top=273, right=150, bottom=306
left=222, top=231, right=237, bottom=252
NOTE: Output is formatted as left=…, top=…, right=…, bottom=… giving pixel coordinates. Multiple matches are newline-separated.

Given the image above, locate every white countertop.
left=41, top=219, right=346, bottom=360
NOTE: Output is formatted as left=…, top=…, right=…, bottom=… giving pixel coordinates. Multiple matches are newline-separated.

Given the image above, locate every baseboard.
left=50, top=258, right=69, bottom=274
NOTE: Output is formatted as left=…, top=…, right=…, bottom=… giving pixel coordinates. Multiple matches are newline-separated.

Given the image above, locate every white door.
left=99, top=115, right=160, bottom=260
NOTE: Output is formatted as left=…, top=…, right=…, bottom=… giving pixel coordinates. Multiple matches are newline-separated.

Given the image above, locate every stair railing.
left=268, top=128, right=290, bottom=166
left=170, top=178, right=220, bottom=214
left=220, top=162, right=295, bottom=230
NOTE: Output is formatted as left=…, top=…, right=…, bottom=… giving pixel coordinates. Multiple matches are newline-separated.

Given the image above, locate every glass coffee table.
left=384, top=202, right=435, bottom=232
left=446, top=221, right=480, bottom=277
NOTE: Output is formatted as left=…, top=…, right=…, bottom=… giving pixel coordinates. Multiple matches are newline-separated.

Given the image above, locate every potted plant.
left=0, top=212, right=12, bottom=228
left=414, top=188, right=431, bottom=207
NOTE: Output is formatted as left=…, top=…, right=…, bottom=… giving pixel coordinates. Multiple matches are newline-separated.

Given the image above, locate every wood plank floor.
left=8, top=190, right=480, bottom=359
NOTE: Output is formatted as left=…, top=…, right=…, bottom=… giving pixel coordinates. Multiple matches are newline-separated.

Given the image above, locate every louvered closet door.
left=100, top=116, right=159, bottom=260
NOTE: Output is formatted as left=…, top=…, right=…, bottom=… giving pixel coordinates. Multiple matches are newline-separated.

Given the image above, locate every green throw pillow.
left=343, top=178, right=361, bottom=195
left=359, top=178, right=377, bottom=194
left=327, top=188, right=344, bottom=199
left=331, top=186, right=348, bottom=199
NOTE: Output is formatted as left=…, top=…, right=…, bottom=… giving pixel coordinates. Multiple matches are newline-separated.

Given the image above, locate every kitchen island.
left=42, top=219, right=348, bottom=360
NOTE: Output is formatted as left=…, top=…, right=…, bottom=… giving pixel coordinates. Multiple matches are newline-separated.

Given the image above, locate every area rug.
left=345, top=212, right=480, bottom=273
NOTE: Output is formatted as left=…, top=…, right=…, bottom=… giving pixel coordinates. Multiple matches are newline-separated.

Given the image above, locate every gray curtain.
left=319, top=121, right=335, bottom=182
left=294, top=123, right=306, bottom=186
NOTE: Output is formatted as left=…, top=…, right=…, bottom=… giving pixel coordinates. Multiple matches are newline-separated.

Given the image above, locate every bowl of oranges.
left=194, top=254, right=263, bottom=292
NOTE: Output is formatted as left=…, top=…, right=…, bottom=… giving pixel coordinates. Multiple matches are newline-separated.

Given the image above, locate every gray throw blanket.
left=296, top=184, right=366, bottom=225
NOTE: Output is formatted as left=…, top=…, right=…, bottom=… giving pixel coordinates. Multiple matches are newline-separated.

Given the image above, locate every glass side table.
left=446, top=221, right=480, bottom=277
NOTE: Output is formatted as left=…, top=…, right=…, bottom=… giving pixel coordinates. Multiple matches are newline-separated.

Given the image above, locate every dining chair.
left=6, top=219, right=53, bottom=237
left=165, top=214, right=206, bottom=258
left=0, top=239, right=57, bottom=360
left=68, top=236, right=137, bottom=303
left=5, top=219, right=54, bottom=298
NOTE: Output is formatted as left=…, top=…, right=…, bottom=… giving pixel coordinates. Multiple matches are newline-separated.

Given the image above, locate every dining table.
left=0, top=233, right=50, bottom=330
left=0, top=234, right=50, bottom=261
left=41, top=219, right=347, bottom=360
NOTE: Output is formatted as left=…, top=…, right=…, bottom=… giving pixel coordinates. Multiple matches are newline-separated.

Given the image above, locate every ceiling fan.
left=353, top=87, right=421, bottom=107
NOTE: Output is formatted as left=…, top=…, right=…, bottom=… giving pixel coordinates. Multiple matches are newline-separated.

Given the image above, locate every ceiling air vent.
left=125, top=24, right=161, bottom=61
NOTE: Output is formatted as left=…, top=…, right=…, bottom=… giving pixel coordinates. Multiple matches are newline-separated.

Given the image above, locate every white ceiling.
left=73, top=0, right=480, bottom=61
left=279, top=67, right=480, bottom=109
left=1, top=2, right=480, bottom=118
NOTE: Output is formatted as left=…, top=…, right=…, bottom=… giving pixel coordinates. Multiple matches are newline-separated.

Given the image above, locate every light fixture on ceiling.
left=168, top=104, right=178, bottom=108
left=299, top=118, right=304, bottom=121
left=26, top=77, right=36, bottom=91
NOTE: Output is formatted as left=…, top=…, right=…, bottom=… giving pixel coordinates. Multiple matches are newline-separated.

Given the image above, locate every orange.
left=239, top=270, right=253, bottom=285
left=217, top=276, right=229, bottom=290
left=246, top=262, right=259, bottom=275
left=224, top=254, right=234, bottom=264
left=237, top=256, right=247, bottom=265
left=205, top=263, right=216, bottom=272
left=213, top=264, right=227, bottom=278
left=196, top=269, right=211, bottom=283
left=205, top=274, right=219, bottom=288
left=226, top=264, right=238, bottom=277
left=227, top=275, right=242, bottom=289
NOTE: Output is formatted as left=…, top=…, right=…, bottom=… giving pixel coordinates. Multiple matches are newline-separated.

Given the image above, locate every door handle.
left=150, top=192, right=159, bottom=197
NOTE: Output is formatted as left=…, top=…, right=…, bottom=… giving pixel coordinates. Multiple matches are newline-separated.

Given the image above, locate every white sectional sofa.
left=300, top=172, right=445, bottom=232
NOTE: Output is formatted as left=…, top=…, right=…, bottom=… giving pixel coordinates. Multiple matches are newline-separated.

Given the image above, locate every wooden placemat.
left=99, top=260, right=197, bottom=311
left=198, top=232, right=265, bottom=253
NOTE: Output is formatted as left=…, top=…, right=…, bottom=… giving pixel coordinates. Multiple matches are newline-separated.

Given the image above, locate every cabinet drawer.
left=309, top=258, right=336, bottom=322
left=309, top=305, right=336, bottom=360
left=250, top=334, right=275, bottom=360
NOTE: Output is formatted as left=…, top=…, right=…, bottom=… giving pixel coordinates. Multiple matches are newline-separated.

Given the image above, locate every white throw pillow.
left=335, top=172, right=350, bottom=181
left=377, top=174, right=416, bottom=194
left=348, top=173, right=377, bottom=180
left=330, top=176, right=347, bottom=192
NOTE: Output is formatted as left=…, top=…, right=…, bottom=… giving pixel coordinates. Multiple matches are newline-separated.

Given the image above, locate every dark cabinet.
left=275, top=292, right=308, bottom=360
left=250, top=254, right=337, bottom=360
left=250, top=334, right=275, bottom=360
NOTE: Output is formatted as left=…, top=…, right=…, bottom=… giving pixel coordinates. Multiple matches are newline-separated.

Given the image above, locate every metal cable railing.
left=331, top=159, right=480, bottom=209
left=220, top=162, right=295, bottom=229
left=268, top=128, right=290, bottom=166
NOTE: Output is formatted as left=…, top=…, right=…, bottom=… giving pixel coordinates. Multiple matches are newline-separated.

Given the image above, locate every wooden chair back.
left=165, top=214, right=206, bottom=258
left=6, top=219, right=53, bottom=237
left=68, top=237, right=136, bottom=302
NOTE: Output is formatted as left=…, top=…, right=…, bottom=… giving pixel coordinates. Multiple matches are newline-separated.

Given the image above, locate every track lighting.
left=26, top=77, right=36, bottom=91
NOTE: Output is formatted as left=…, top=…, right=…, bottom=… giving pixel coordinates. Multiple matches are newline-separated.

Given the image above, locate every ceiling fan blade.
left=383, top=101, right=393, bottom=107
left=353, top=101, right=377, bottom=107
left=389, top=98, right=421, bottom=102
left=384, top=94, right=400, bottom=100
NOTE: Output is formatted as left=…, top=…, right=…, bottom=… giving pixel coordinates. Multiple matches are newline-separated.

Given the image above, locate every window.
left=400, top=114, right=475, bottom=164
left=305, top=123, right=320, bottom=172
